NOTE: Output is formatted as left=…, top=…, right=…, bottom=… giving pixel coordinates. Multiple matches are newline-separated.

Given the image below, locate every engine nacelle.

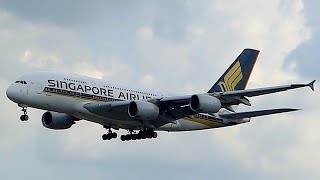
left=42, top=112, right=75, bottom=130
left=128, top=101, right=159, bottom=121
left=190, top=94, right=221, bottom=113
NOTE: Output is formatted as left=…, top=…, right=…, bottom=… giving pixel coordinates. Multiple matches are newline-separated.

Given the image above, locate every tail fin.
left=208, top=49, right=260, bottom=93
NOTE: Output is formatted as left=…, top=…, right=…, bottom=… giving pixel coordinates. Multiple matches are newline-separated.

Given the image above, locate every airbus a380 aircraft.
left=6, top=49, right=315, bottom=142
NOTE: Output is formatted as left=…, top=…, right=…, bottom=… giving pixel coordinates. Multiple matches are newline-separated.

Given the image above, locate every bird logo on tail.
left=218, top=61, right=243, bottom=92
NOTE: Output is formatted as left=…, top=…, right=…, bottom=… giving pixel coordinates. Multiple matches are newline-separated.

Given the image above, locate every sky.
left=0, top=0, right=319, bottom=179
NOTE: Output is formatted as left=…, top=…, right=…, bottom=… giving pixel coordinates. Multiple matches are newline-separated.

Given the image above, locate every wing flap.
left=219, top=108, right=300, bottom=119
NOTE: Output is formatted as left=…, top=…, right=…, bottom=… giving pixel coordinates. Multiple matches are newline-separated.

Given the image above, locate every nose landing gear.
left=19, top=105, right=29, bottom=121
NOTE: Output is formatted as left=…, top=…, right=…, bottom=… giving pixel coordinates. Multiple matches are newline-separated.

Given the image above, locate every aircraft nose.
left=6, top=85, right=18, bottom=102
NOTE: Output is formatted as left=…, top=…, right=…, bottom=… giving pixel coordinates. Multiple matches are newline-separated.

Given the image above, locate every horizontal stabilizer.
left=219, top=108, right=300, bottom=119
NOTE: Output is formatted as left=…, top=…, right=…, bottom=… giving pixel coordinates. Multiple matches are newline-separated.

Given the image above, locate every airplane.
left=6, top=49, right=315, bottom=142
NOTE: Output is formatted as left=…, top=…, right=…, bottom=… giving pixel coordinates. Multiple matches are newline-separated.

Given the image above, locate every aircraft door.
left=36, top=83, right=42, bottom=94
left=20, top=83, right=28, bottom=96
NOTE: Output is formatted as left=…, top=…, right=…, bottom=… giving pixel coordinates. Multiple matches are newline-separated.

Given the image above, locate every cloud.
left=20, top=50, right=63, bottom=69
left=284, top=0, right=320, bottom=80
left=136, top=26, right=154, bottom=42
left=0, top=9, right=89, bottom=78
left=212, top=0, right=311, bottom=84
left=0, top=0, right=116, bottom=26
left=72, top=62, right=104, bottom=79
left=139, top=74, right=156, bottom=87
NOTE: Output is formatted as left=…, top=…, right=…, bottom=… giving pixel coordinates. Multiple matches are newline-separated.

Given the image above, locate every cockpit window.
left=15, top=81, right=27, bottom=84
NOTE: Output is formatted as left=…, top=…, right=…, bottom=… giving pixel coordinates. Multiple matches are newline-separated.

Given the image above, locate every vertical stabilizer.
left=208, top=49, right=260, bottom=93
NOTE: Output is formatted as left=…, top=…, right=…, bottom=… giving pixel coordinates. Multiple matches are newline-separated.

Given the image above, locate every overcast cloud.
left=0, top=0, right=319, bottom=179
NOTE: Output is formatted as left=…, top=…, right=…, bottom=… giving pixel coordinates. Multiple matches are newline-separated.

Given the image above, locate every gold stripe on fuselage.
left=45, top=91, right=105, bottom=102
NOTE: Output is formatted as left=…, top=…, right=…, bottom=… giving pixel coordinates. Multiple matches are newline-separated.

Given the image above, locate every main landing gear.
left=101, top=126, right=158, bottom=142
left=102, top=126, right=117, bottom=141
left=19, top=104, right=29, bottom=121
left=120, top=129, right=157, bottom=141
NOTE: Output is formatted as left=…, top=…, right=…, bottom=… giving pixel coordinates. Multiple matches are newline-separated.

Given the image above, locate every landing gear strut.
left=19, top=105, right=29, bottom=121
left=102, top=126, right=117, bottom=141
left=120, top=129, right=157, bottom=141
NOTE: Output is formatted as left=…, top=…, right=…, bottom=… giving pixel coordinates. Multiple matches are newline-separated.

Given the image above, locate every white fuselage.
left=6, top=72, right=228, bottom=131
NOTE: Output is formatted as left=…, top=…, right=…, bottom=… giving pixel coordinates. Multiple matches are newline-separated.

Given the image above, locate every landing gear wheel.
left=20, top=115, right=29, bottom=121
left=102, top=133, right=117, bottom=141
left=147, top=134, right=153, bottom=139
left=111, top=133, right=117, bottom=139
left=152, top=132, right=158, bottom=138
left=126, top=135, right=132, bottom=141
left=121, top=135, right=126, bottom=141
left=102, top=134, right=108, bottom=141
left=101, top=126, right=118, bottom=141
left=141, top=134, right=147, bottom=139
left=132, top=134, right=137, bottom=140
left=136, top=134, right=142, bottom=140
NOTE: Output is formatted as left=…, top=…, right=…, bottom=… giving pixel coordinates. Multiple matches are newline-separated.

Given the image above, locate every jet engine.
left=190, top=94, right=221, bottom=113
left=128, top=101, right=159, bottom=121
left=42, top=112, right=76, bottom=130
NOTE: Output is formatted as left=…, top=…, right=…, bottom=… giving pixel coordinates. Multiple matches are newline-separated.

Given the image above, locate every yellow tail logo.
left=218, top=61, right=243, bottom=92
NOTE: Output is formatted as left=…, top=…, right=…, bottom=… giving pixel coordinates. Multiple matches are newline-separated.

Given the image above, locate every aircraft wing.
left=83, top=81, right=314, bottom=128
left=219, top=108, right=299, bottom=119
left=214, top=80, right=315, bottom=98
left=160, top=81, right=315, bottom=107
